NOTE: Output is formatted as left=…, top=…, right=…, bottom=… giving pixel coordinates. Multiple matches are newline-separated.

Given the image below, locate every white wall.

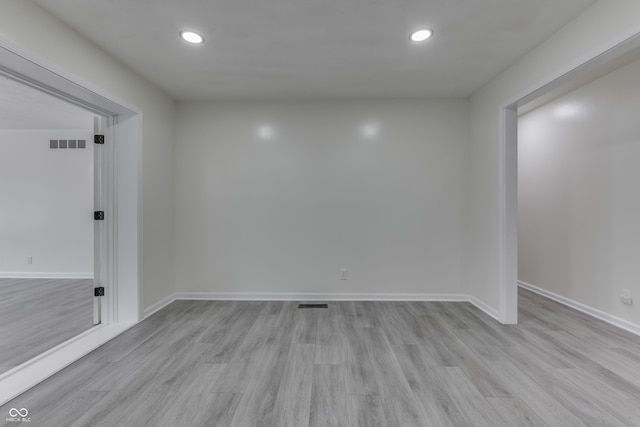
left=519, top=57, right=640, bottom=326
left=4, top=0, right=639, bottom=317
left=0, top=1, right=176, bottom=309
left=467, top=0, right=640, bottom=316
left=175, top=99, right=468, bottom=296
left=0, top=130, right=93, bottom=277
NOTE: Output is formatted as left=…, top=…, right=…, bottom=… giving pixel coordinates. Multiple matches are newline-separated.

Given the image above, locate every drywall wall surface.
left=467, top=0, right=640, bottom=314
left=175, top=99, right=468, bottom=295
left=519, top=57, right=640, bottom=326
left=0, top=1, right=176, bottom=309
left=0, top=130, right=93, bottom=277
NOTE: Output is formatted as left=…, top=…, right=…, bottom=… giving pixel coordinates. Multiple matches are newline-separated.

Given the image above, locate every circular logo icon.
left=9, top=408, right=28, bottom=417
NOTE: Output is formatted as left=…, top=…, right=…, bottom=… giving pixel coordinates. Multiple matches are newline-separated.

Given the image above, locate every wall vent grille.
left=50, top=139, right=86, bottom=149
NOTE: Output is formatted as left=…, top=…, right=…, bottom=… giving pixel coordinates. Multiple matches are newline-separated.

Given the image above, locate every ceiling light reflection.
left=361, top=121, right=380, bottom=138
left=554, top=103, right=584, bottom=119
left=256, top=125, right=276, bottom=140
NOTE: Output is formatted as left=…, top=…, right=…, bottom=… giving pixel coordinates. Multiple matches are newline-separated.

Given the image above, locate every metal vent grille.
left=49, top=139, right=87, bottom=149
left=298, top=303, right=328, bottom=309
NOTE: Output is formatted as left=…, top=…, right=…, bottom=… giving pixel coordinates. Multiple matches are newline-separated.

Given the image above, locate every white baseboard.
left=143, top=293, right=177, bottom=318
left=147, top=292, right=504, bottom=322
left=0, top=272, right=94, bottom=279
left=518, top=280, right=640, bottom=337
left=469, top=296, right=501, bottom=322
left=0, top=322, right=135, bottom=406
left=174, top=291, right=470, bottom=302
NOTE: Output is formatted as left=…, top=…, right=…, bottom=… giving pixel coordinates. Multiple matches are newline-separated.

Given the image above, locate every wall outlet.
left=27, top=256, right=33, bottom=265
left=620, top=289, right=633, bottom=305
left=340, top=268, right=348, bottom=280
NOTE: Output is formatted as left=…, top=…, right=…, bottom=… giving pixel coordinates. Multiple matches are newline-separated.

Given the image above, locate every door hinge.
left=94, top=211, right=105, bottom=220
left=94, top=134, right=105, bottom=144
left=94, top=286, right=105, bottom=297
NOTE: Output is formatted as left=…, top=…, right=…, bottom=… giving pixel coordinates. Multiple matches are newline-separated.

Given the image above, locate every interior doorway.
left=0, top=76, right=100, bottom=372
left=500, top=32, right=640, bottom=325
left=0, top=40, right=142, bottom=405
left=516, top=48, right=640, bottom=331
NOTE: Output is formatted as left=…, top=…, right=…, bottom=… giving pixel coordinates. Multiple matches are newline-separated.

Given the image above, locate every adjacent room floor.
left=0, top=278, right=94, bottom=374
left=2, top=288, right=640, bottom=426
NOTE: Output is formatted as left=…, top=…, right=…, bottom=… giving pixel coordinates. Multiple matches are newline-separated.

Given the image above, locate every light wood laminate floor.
left=0, top=278, right=94, bottom=374
left=2, top=288, right=640, bottom=426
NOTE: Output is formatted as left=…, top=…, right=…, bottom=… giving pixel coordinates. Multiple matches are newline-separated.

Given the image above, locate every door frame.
left=499, top=31, right=640, bottom=324
left=0, top=38, right=143, bottom=324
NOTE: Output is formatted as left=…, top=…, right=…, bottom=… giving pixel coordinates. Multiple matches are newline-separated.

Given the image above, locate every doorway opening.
left=516, top=47, right=640, bottom=333
left=0, top=40, right=142, bottom=405
left=500, top=32, right=640, bottom=325
left=0, top=76, right=100, bottom=372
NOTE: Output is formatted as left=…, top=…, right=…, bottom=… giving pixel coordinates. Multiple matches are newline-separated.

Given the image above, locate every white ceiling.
left=33, top=0, right=598, bottom=100
left=0, top=77, right=94, bottom=129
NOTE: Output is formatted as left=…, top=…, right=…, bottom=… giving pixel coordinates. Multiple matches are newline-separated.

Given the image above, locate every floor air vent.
left=298, top=303, right=328, bottom=309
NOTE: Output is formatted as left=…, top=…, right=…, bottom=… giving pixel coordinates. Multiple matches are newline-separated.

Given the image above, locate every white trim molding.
left=0, top=273, right=94, bottom=279
left=0, top=323, right=135, bottom=406
left=175, top=292, right=470, bottom=302
left=469, top=296, right=501, bottom=322
left=144, top=291, right=502, bottom=323
left=519, top=281, right=640, bottom=337
left=498, top=105, right=519, bottom=325
left=143, top=293, right=177, bottom=318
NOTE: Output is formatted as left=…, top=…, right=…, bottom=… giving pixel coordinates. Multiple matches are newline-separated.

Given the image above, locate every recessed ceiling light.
left=180, top=31, right=205, bottom=45
left=409, top=29, right=433, bottom=42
